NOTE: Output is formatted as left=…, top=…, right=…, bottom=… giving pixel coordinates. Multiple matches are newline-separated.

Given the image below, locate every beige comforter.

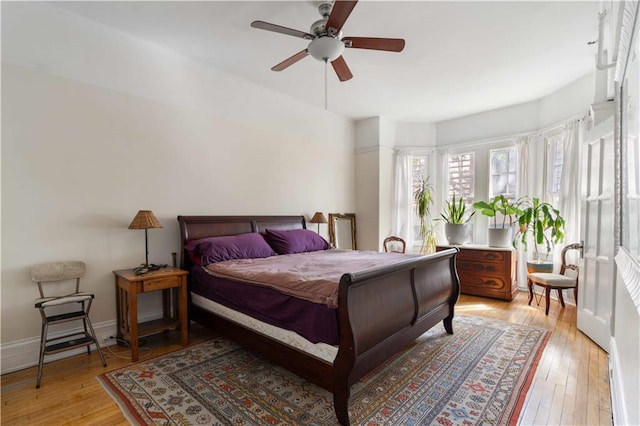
left=204, top=249, right=415, bottom=308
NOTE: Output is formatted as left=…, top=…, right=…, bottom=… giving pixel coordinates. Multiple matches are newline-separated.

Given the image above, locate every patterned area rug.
left=98, top=315, right=549, bottom=425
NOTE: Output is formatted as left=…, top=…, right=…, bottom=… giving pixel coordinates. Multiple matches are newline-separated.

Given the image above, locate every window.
left=411, top=154, right=433, bottom=244
left=411, top=156, right=429, bottom=190
left=448, top=153, right=475, bottom=203
left=489, top=147, right=517, bottom=200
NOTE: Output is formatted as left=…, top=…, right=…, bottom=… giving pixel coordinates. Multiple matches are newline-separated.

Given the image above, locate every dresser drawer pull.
left=466, top=277, right=507, bottom=290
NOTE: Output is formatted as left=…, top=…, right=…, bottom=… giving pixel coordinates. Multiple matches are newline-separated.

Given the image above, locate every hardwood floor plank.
left=560, top=384, right=577, bottom=425
left=532, top=379, right=555, bottom=425
left=546, top=383, right=567, bottom=425
left=1, top=291, right=611, bottom=425
left=519, top=377, right=544, bottom=424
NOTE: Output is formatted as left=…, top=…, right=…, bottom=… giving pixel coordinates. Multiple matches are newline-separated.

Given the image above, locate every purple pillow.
left=185, top=233, right=276, bottom=266
left=265, top=228, right=331, bottom=255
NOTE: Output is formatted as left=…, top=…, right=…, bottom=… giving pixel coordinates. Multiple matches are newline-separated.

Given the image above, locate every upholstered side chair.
left=383, top=236, right=406, bottom=253
left=527, top=243, right=583, bottom=315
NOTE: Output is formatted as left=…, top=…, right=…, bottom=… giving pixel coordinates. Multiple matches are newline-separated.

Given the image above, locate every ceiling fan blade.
left=343, top=37, right=406, bottom=52
left=251, top=20, right=314, bottom=40
left=331, top=56, right=353, bottom=82
left=326, top=1, right=358, bottom=35
left=271, top=50, right=309, bottom=71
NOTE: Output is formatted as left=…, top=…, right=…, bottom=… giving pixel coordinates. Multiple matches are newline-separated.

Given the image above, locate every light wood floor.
left=1, top=291, right=612, bottom=425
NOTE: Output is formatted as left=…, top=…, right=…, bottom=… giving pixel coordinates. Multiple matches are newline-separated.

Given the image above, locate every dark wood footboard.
left=332, top=248, right=459, bottom=425
left=178, top=215, right=460, bottom=426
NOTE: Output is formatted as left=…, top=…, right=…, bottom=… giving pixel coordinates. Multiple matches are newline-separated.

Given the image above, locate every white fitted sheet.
left=191, top=292, right=338, bottom=363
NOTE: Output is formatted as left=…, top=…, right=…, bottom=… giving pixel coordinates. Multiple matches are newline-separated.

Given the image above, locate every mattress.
left=191, top=292, right=338, bottom=363
left=190, top=265, right=339, bottom=345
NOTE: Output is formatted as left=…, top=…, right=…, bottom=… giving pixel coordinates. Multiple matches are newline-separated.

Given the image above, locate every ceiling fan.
left=251, top=0, right=405, bottom=82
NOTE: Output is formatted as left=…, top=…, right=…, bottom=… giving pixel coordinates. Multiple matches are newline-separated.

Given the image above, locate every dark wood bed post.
left=444, top=254, right=460, bottom=335
left=333, top=274, right=356, bottom=426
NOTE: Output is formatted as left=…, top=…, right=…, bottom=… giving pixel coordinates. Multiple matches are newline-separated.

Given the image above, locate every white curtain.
left=392, top=150, right=414, bottom=251
left=558, top=120, right=582, bottom=244
left=435, top=148, right=450, bottom=243
left=516, top=136, right=530, bottom=200
left=515, top=136, right=531, bottom=287
left=556, top=119, right=583, bottom=269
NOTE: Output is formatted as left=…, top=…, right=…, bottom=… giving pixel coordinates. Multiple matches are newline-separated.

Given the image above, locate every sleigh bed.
left=177, top=215, right=460, bottom=425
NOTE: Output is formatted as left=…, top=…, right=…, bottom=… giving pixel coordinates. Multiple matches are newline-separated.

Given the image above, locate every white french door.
left=578, top=116, right=616, bottom=352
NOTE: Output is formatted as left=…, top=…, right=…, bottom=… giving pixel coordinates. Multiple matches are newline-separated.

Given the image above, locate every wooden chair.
left=527, top=243, right=583, bottom=315
left=30, top=261, right=106, bottom=388
left=383, top=236, right=406, bottom=253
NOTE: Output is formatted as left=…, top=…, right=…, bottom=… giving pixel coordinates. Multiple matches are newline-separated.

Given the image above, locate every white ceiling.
left=49, top=1, right=600, bottom=122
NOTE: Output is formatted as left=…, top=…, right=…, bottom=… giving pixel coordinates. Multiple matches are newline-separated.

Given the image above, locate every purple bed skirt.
left=189, top=266, right=339, bottom=345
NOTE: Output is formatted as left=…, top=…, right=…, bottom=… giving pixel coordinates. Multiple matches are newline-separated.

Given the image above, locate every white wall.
left=394, top=122, right=437, bottom=148
left=1, top=2, right=354, bottom=370
left=378, top=146, right=394, bottom=246
left=539, top=73, right=594, bottom=128
left=436, top=72, right=594, bottom=146
left=353, top=117, right=398, bottom=251
left=436, top=101, right=540, bottom=147
left=354, top=118, right=381, bottom=250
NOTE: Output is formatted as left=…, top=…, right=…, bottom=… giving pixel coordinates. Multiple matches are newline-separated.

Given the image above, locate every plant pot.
left=487, top=227, right=513, bottom=248
left=526, top=260, right=554, bottom=273
left=444, top=223, right=469, bottom=245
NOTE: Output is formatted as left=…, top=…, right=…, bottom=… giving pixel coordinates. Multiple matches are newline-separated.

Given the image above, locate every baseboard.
left=609, top=336, right=628, bottom=425
left=1, top=312, right=160, bottom=375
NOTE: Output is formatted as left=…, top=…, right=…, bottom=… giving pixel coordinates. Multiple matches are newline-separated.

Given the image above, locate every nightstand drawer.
left=143, top=276, right=179, bottom=292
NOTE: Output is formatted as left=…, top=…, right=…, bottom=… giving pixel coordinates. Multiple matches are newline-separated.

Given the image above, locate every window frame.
left=542, top=129, right=565, bottom=208
left=488, top=145, right=518, bottom=201
left=447, top=152, right=475, bottom=204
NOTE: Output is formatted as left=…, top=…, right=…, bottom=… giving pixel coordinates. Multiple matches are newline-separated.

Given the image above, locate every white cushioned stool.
left=30, top=261, right=106, bottom=388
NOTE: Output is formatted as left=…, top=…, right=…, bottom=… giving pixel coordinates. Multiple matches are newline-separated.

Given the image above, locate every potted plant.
left=472, top=195, right=521, bottom=247
left=414, top=177, right=437, bottom=254
left=439, top=194, right=475, bottom=245
left=515, top=197, right=565, bottom=270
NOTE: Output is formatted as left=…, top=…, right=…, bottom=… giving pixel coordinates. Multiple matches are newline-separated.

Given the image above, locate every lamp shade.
left=310, top=212, right=328, bottom=224
left=128, top=210, right=162, bottom=230
left=128, top=210, right=162, bottom=267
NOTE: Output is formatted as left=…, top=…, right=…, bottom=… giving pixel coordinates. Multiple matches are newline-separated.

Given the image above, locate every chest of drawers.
left=436, top=245, right=517, bottom=301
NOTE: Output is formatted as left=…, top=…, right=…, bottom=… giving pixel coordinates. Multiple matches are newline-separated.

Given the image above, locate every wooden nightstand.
left=112, top=267, right=188, bottom=361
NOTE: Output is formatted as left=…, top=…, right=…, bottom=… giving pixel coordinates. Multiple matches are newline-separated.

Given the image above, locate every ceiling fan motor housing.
left=310, top=18, right=328, bottom=37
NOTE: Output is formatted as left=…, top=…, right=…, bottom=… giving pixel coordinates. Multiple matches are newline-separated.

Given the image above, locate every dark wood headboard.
left=177, top=215, right=306, bottom=270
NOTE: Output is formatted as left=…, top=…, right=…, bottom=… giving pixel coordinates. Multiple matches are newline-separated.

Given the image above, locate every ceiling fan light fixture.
left=308, top=36, right=344, bottom=62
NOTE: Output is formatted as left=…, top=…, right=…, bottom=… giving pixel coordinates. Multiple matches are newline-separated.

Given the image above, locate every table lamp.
left=310, top=212, right=327, bottom=233
left=128, top=210, right=162, bottom=266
